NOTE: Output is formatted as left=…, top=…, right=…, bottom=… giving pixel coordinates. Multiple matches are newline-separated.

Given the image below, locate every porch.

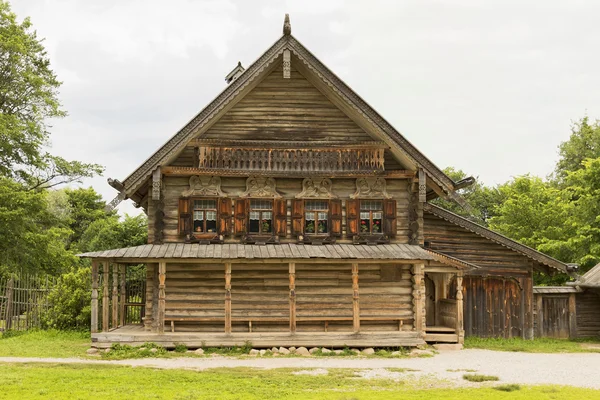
left=81, top=243, right=469, bottom=348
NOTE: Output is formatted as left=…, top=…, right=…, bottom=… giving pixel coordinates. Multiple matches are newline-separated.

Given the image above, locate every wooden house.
left=80, top=15, right=569, bottom=349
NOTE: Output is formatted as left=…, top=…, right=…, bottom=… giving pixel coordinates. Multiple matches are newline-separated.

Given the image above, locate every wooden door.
left=541, top=296, right=570, bottom=339
left=425, top=275, right=436, bottom=326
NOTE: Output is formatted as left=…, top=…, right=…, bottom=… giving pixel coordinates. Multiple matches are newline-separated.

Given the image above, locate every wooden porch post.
left=289, top=262, right=296, bottom=333
left=225, top=263, right=232, bottom=334
left=456, top=272, right=465, bottom=344
left=120, top=264, right=126, bottom=327
left=568, top=292, right=577, bottom=339
left=102, top=262, right=109, bottom=332
left=91, top=261, right=99, bottom=333
left=158, top=262, right=166, bottom=334
left=352, top=263, right=360, bottom=333
left=112, top=264, right=119, bottom=329
left=413, top=263, right=425, bottom=338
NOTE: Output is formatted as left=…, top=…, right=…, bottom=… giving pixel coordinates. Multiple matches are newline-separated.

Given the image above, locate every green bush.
left=463, top=374, right=500, bottom=382
left=494, top=384, right=521, bottom=392
left=174, top=343, right=187, bottom=353
left=40, top=266, right=91, bottom=330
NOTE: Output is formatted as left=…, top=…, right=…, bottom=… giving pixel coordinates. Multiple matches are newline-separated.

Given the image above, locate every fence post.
left=5, top=278, right=14, bottom=330
left=120, top=264, right=126, bottom=327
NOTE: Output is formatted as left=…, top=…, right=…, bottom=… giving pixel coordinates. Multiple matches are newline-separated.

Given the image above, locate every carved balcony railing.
left=195, top=140, right=386, bottom=174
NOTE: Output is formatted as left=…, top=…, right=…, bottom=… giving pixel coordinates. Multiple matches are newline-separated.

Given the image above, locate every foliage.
left=464, top=336, right=600, bottom=353
left=0, top=178, right=75, bottom=274
left=77, top=214, right=147, bottom=253
left=64, top=187, right=115, bottom=248
left=556, top=116, right=600, bottom=179
left=0, top=364, right=597, bottom=400
left=174, top=343, right=188, bottom=353
left=40, top=266, right=91, bottom=330
left=432, top=167, right=504, bottom=226
left=103, top=342, right=168, bottom=360
left=463, top=374, right=500, bottom=382
left=0, top=329, right=89, bottom=358
left=0, top=1, right=102, bottom=187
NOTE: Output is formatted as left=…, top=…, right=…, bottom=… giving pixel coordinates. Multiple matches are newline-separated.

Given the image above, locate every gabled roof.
left=116, top=17, right=458, bottom=200
left=573, top=263, right=600, bottom=288
left=424, top=203, right=568, bottom=273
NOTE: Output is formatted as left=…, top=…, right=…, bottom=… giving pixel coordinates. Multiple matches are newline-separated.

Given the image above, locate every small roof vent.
left=225, top=61, right=245, bottom=84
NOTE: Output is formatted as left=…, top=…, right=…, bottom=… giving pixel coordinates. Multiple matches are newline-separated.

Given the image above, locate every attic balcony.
left=161, top=139, right=410, bottom=178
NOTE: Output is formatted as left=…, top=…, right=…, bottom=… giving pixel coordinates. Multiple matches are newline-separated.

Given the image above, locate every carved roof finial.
left=283, top=14, right=291, bottom=36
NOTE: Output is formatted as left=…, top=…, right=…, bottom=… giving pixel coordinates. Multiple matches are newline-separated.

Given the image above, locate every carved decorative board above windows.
left=178, top=197, right=230, bottom=244
left=347, top=198, right=396, bottom=244
left=192, top=139, right=386, bottom=175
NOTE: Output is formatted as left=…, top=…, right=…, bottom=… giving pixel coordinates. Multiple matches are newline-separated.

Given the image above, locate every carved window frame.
left=190, top=197, right=219, bottom=239
left=358, top=200, right=384, bottom=236
left=303, top=199, right=330, bottom=237
left=247, top=198, right=274, bottom=236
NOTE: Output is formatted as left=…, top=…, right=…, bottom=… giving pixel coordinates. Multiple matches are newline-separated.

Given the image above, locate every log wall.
left=160, top=262, right=415, bottom=333
left=158, top=176, right=412, bottom=243
left=576, top=290, right=600, bottom=338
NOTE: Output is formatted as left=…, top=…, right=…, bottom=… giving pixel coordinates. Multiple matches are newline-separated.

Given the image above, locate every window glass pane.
left=206, top=211, right=217, bottom=221
left=305, top=212, right=315, bottom=221
left=249, top=219, right=260, bottom=233
left=193, top=211, right=204, bottom=221
left=317, top=215, right=328, bottom=233
left=305, top=200, right=328, bottom=210
left=193, top=211, right=204, bottom=232
left=373, top=212, right=382, bottom=220
left=194, top=199, right=216, bottom=210
left=249, top=211, right=260, bottom=221
left=261, top=213, right=272, bottom=233
left=262, top=211, right=272, bottom=220
left=372, top=214, right=382, bottom=233
left=206, top=219, right=217, bottom=232
left=250, top=199, right=272, bottom=210
left=361, top=200, right=382, bottom=211
left=360, top=212, right=370, bottom=219
left=305, top=216, right=315, bottom=233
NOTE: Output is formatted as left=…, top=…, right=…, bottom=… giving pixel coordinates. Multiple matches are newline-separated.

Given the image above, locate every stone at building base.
left=433, top=343, right=463, bottom=351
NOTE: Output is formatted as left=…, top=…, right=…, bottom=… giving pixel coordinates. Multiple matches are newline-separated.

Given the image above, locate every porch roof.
left=78, top=243, right=438, bottom=261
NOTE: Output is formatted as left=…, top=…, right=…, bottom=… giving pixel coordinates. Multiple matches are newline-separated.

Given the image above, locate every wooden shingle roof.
left=574, top=263, right=600, bottom=288
left=78, top=243, right=436, bottom=261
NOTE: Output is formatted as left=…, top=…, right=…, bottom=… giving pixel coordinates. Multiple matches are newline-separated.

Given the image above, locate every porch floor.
left=92, top=324, right=427, bottom=349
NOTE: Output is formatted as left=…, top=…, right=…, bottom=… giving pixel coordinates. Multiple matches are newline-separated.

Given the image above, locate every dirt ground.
left=1, top=349, right=599, bottom=389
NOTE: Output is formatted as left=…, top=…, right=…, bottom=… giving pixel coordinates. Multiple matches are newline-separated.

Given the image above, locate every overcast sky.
left=12, top=0, right=600, bottom=216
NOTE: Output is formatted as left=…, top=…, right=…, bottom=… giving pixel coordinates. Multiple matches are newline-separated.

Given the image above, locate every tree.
left=556, top=116, right=600, bottom=179
left=77, top=214, right=148, bottom=253
left=0, top=178, right=75, bottom=274
left=0, top=1, right=102, bottom=187
left=432, top=167, right=504, bottom=226
left=64, top=187, right=115, bottom=248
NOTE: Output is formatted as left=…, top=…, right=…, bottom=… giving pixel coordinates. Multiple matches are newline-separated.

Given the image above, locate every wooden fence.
left=0, top=274, right=57, bottom=331
left=0, top=268, right=146, bottom=332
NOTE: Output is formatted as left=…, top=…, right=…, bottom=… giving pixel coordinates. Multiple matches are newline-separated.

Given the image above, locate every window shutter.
left=346, top=199, right=360, bottom=236
left=218, top=198, right=231, bottom=236
left=274, top=199, right=287, bottom=237
left=329, top=199, right=342, bottom=237
left=178, top=198, right=191, bottom=236
left=234, top=198, right=248, bottom=236
left=292, top=199, right=305, bottom=236
left=383, top=199, right=397, bottom=237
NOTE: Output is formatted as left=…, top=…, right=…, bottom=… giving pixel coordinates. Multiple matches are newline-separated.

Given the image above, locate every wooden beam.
left=225, top=263, right=232, bottom=334
left=112, top=264, right=119, bottom=329
left=289, top=262, right=296, bottom=333
left=91, top=261, right=99, bottom=333
left=161, top=165, right=415, bottom=179
left=283, top=49, right=291, bottom=78
left=152, top=167, right=161, bottom=201
left=455, top=271, right=465, bottom=344
left=569, top=292, right=577, bottom=339
left=102, top=262, right=109, bottom=332
left=413, top=263, right=425, bottom=338
left=158, top=262, right=166, bottom=334
left=418, top=169, right=427, bottom=203
left=120, top=264, right=126, bottom=327
left=352, top=263, right=360, bottom=333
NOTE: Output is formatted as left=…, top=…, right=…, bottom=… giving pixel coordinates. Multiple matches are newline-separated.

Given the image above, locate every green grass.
left=464, top=337, right=600, bottom=353
left=463, top=374, right=500, bottom=382
left=0, top=330, right=90, bottom=358
left=0, top=363, right=598, bottom=400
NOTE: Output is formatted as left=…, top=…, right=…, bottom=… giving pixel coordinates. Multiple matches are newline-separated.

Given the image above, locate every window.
left=192, top=199, right=218, bottom=233
left=304, top=200, right=329, bottom=234
left=359, top=200, right=383, bottom=234
left=249, top=199, right=273, bottom=234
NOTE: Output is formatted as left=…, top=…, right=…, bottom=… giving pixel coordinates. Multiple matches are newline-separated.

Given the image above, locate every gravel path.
left=1, top=350, right=599, bottom=389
